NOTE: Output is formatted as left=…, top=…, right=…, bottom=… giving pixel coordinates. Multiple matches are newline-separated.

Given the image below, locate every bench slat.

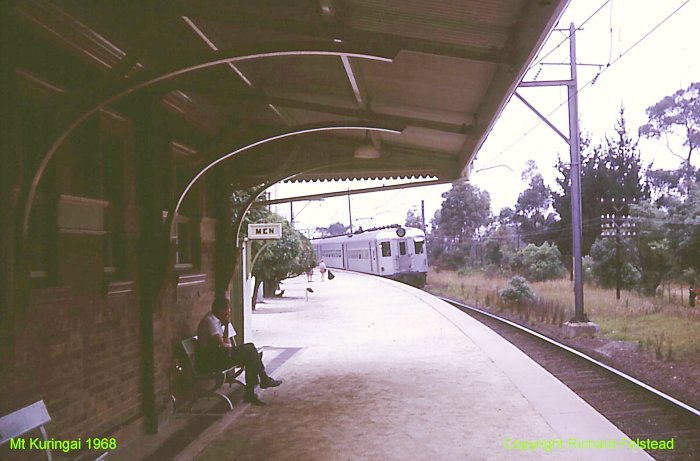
left=0, top=401, right=52, bottom=446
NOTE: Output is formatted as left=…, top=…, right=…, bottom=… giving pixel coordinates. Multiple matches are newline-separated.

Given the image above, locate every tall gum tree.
left=640, top=82, right=700, bottom=196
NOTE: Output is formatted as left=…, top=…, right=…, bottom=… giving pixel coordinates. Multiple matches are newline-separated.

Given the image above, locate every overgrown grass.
left=427, top=269, right=700, bottom=360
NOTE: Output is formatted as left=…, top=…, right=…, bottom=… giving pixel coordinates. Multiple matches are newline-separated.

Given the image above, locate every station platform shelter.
left=111, top=271, right=654, bottom=461
left=1, top=1, right=574, bottom=454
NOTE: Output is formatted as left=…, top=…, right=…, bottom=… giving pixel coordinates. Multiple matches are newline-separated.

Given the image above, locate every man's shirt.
left=197, top=312, right=223, bottom=350
left=196, top=312, right=237, bottom=350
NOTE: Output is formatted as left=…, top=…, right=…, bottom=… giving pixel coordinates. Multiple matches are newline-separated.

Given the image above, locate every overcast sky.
left=275, top=0, right=700, bottom=237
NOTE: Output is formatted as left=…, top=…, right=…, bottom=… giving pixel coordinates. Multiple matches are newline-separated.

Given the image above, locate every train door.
left=368, top=242, right=374, bottom=273
left=378, top=240, right=391, bottom=275
left=397, top=239, right=410, bottom=273
left=412, top=236, right=427, bottom=271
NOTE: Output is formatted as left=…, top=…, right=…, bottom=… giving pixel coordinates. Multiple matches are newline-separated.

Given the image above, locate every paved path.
left=191, top=271, right=655, bottom=461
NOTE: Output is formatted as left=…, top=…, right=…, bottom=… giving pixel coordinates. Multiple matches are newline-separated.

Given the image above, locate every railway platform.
left=117, top=270, right=658, bottom=461
left=191, top=270, right=659, bottom=461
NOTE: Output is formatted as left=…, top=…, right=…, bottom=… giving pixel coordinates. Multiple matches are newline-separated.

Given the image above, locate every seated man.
left=196, top=298, right=282, bottom=406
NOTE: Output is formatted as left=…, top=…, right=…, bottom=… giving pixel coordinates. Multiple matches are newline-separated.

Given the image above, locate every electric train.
left=312, top=226, right=428, bottom=288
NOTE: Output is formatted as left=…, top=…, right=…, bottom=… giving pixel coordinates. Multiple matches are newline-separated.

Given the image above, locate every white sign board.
left=248, top=223, right=282, bottom=240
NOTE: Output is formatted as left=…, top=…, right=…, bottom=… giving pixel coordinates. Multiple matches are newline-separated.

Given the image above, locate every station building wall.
left=0, top=65, right=226, bottom=449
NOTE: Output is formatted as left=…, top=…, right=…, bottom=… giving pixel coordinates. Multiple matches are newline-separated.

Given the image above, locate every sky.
left=274, top=0, right=700, bottom=237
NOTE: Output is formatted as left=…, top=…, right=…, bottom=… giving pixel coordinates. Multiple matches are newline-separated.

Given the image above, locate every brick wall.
left=2, top=234, right=217, bottom=447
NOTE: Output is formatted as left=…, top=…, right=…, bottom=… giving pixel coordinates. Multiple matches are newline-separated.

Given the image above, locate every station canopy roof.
left=14, top=0, right=569, bottom=189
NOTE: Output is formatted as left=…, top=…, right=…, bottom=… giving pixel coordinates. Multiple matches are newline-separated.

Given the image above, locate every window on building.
left=175, top=217, right=200, bottom=269
left=172, top=147, right=202, bottom=270
left=175, top=219, right=192, bottom=267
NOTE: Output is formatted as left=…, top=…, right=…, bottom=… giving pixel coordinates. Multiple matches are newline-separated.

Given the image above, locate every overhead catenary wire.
left=526, top=0, right=612, bottom=72
left=481, top=0, right=692, bottom=170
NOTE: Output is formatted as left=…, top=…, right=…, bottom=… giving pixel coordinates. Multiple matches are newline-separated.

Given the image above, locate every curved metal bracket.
left=20, top=44, right=395, bottom=241
left=165, top=123, right=401, bottom=239
left=250, top=241, right=274, bottom=275
left=155, top=124, right=399, bottom=303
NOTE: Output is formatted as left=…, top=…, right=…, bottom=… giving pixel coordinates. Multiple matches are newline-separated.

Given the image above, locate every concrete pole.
left=568, top=23, right=586, bottom=322
left=421, top=200, right=426, bottom=231
left=615, top=230, right=622, bottom=301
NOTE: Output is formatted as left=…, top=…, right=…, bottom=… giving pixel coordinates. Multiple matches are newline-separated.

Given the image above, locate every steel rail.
left=437, top=295, right=700, bottom=419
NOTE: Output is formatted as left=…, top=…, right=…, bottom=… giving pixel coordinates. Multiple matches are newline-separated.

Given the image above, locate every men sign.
left=248, top=223, right=282, bottom=240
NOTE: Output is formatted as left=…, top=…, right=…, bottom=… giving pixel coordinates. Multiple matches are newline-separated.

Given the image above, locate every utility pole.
left=516, top=23, right=588, bottom=324
left=421, top=200, right=426, bottom=231
left=290, top=202, right=294, bottom=229
left=567, top=22, right=585, bottom=322
left=600, top=198, right=636, bottom=300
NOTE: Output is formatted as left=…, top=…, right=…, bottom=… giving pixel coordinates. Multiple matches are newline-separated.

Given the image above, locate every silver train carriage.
left=312, top=226, right=428, bottom=287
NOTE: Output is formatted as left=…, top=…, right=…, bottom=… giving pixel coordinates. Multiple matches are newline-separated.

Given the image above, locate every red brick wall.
left=2, top=233, right=217, bottom=446
left=152, top=239, right=217, bottom=422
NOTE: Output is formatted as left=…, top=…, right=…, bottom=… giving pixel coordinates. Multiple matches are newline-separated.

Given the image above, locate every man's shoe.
left=243, top=393, right=267, bottom=406
left=260, top=377, right=283, bottom=389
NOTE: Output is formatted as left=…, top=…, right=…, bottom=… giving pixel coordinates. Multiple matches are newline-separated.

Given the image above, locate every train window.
left=399, top=241, right=407, bottom=255
left=380, top=242, right=391, bottom=257
left=414, top=239, right=424, bottom=254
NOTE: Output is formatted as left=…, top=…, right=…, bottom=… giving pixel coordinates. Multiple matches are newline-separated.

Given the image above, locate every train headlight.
left=396, top=227, right=406, bottom=237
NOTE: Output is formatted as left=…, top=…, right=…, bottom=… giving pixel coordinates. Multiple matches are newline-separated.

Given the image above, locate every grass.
left=426, top=269, right=700, bottom=360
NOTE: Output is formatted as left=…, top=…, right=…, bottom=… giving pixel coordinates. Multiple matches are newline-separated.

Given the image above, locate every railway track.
left=438, top=296, right=700, bottom=461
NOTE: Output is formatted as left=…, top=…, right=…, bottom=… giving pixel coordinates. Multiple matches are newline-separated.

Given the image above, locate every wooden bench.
left=178, top=336, right=245, bottom=411
left=0, top=401, right=107, bottom=460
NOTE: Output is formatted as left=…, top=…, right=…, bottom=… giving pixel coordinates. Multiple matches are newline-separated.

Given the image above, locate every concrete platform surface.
left=186, top=271, right=655, bottom=461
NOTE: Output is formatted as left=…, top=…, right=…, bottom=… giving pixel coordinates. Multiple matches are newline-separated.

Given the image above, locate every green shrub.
left=499, top=276, right=535, bottom=303
left=589, top=238, right=641, bottom=289
left=514, top=242, right=567, bottom=281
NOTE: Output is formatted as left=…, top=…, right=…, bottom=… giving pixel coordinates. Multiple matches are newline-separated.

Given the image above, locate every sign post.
left=235, top=223, right=282, bottom=342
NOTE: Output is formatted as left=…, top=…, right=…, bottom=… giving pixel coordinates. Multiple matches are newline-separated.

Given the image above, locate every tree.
left=250, top=212, right=312, bottom=299
left=431, top=182, right=491, bottom=246
left=429, top=182, right=491, bottom=269
left=514, top=160, right=552, bottom=245
left=629, top=201, right=673, bottom=295
left=497, top=207, right=516, bottom=227
left=640, top=82, right=700, bottom=201
left=552, top=109, right=650, bottom=264
left=589, top=238, right=641, bottom=290
left=639, top=82, right=700, bottom=193
left=665, top=188, right=700, bottom=280
left=405, top=209, right=423, bottom=229
left=315, top=222, right=348, bottom=237
left=645, top=168, right=686, bottom=205
left=512, top=242, right=567, bottom=282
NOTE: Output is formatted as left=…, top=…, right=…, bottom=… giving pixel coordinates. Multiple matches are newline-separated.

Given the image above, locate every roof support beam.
left=260, top=178, right=452, bottom=206
left=181, top=7, right=511, bottom=65
left=340, top=54, right=382, bottom=151
left=256, top=94, right=472, bottom=135
left=182, top=15, right=292, bottom=125
left=167, top=80, right=472, bottom=134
